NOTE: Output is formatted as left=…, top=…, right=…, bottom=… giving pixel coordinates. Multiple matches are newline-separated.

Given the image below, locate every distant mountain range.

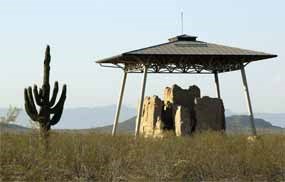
left=93, top=115, right=284, bottom=134
left=1, top=115, right=283, bottom=134
left=0, top=123, right=30, bottom=133
left=0, top=105, right=136, bottom=129
left=0, top=106, right=284, bottom=129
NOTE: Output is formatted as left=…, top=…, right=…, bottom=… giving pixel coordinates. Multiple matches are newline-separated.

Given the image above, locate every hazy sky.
left=0, top=0, right=284, bottom=113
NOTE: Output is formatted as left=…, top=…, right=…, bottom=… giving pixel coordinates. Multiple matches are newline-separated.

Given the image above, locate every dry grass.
left=0, top=131, right=284, bottom=181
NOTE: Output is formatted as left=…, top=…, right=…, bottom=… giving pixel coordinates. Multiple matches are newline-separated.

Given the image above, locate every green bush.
left=0, top=132, right=284, bottom=181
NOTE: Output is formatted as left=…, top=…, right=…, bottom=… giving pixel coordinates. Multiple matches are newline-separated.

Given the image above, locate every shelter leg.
left=240, top=65, right=257, bottom=136
left=135, top=65, right=148, bottom=137
left=112, top=71, right=128, bottom=136
left=214, top=71, right=221, bottom=99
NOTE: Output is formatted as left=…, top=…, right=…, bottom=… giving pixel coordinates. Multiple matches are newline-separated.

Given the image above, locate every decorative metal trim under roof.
left=96, top=34, right=277, bottom=74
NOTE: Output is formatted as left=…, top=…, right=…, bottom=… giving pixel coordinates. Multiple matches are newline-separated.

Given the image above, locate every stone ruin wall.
left=139, top=84, right=226, bottom=137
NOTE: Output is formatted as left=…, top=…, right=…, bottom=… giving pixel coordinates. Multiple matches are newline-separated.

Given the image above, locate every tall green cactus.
left=24, top=45, right=67, bottom=137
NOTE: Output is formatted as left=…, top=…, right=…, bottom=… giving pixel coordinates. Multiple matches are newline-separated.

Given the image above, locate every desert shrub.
left=0, top=132, right=284, bottom=181
left=0, top=106, right=20, bottom=124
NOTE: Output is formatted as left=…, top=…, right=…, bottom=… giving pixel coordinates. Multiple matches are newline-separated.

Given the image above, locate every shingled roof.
left=96, top=35, right=277, bottom=73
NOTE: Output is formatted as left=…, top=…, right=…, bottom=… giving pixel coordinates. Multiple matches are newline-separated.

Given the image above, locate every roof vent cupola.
left=168, top=34, right=197, bottom=42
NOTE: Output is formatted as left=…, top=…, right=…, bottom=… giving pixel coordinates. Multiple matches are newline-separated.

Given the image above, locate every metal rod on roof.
left=181, top=11, right=184, bottom=35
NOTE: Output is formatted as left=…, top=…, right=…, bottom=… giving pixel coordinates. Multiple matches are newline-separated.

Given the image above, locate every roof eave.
left=95, top=54, right=123, bottom=64
left=96, top=53, right=277, bottom=64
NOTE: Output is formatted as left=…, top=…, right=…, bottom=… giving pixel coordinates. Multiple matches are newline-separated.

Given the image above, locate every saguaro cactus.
left=24, top=45, right=67, bottom=138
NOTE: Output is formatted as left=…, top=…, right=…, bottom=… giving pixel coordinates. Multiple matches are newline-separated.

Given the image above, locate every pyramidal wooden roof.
left=96, top=35, right=277, bottom=73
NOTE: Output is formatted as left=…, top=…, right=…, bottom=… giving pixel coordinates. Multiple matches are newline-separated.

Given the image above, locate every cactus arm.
left=50, top=85, right=66, bottom=113
left=24, top=89, right=38, bottom=121
left=33, top=85, right=43, bottom=106
left=49, top=81, right=59, bottom=107
left=27, top=87, right=38, bottom=113
left=50, top=105, right=64, bottom=125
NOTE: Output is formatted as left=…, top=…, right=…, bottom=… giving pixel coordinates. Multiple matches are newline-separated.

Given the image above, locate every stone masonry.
left=139, top=84, right=226, bottom=137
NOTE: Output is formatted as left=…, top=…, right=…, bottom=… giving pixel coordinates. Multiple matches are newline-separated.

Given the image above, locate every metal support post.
left=241, top=65, right=257, bottom=136
left=112, top=71, right=128, bottom=136
left=214, top=71, right=221, bottom=99
left=135, top=65, right=148, bottom=137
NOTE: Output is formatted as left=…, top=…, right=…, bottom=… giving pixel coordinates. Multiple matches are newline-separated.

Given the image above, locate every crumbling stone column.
left=194, top=96, right=226, bottom=131
left=163, top=84, right=200, bottom=108
left=173, top=105, right=191, bottom=136
left=139, top=96, right=163, bottom=137
left=164, top=84, right=200, bottom=136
